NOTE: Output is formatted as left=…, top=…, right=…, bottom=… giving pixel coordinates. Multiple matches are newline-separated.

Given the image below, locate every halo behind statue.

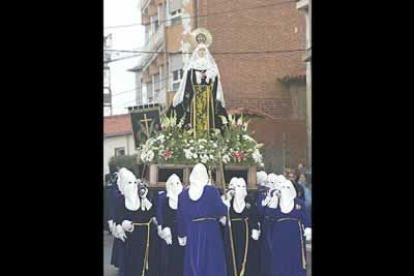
left=190, top=28, right=213, bottom=48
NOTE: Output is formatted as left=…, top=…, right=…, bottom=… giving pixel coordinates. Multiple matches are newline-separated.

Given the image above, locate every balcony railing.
left=139, top=24, right=165, bottom=69
left=141, top=0, right=151, bottom=11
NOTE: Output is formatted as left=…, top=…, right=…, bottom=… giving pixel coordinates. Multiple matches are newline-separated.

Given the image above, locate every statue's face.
left=198, top=48, right=206, bottom=58
left=196, top=33, right=207, bottom=44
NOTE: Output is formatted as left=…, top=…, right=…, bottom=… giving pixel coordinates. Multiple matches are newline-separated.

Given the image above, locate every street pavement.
left=104, top=231, right=312, bottom=276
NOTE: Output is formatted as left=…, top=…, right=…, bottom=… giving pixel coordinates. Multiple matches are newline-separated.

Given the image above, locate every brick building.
left=131, top=0, right=309, bottom=173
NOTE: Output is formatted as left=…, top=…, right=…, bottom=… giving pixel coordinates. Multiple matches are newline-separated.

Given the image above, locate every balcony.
left=153, top=87, right=167, bottom=105
left=141, top=0, right=152, bottom=11
left=139, top=24, right=165, bottom=70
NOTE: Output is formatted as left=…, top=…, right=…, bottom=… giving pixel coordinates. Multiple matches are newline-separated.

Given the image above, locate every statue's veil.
left=172, top=43, right=225, bottom=108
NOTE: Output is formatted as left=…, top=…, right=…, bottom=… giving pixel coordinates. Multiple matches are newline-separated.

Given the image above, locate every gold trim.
left=228, top=210, right=238, bottom=276
left=192, top=217, right=216, bottom=222
left=239, top=218, right=249, bottom=276
left=277, top=218, right=299, bottom=222
left=298, top=221, right=307, bottom=270
left=132, top=222, right=151, bottom=276
left=231, top=217, right=249, bottom=222
left=228, top=217, right=249, bottom=276
left=207, top=83, right=210, bottom=136
left=210, top=82, right=215, bottom=129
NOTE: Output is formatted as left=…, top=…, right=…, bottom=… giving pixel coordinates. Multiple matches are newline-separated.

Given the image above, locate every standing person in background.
left=298, top=174, right=312, bottom=221
left=295, top=163, right=307, bottom=183
left=288, top=172, right=305, bottom=201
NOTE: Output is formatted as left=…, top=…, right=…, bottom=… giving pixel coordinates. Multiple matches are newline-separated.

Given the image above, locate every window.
left=153, top=73, right=160, bottom=96
left=150, top=15, right=159, bottom=34
left=104, top=68, right=110, bottom=87
left=114, top=147, right=125, bottom=157
left=170, top=9, right=181, bottom=25
left=172, top=69, right=183, bottom=90
left=169, top=0, right=182, bottom=25
left=146, top=82, right=153, bottom=103
left=171, top=9, right=181, bottom=17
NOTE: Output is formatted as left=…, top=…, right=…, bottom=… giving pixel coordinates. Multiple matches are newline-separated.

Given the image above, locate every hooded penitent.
left=256, top=171, right=268, bottom=187
left=233, top=178, right=248, bottom=213
left=266, top=173, right=280, bottom=209
left=116, top=167, right=129, bottom=195
left=166, top=173, right=183, bottom=210
left=123, top=170, right=140, bottom=211
left=188, top=163, right=209, bottom=201
left=279, top=179, right=297, bottom=214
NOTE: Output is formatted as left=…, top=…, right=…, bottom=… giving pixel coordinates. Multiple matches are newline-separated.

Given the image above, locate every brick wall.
left=197, top=0, right=308, bottom=169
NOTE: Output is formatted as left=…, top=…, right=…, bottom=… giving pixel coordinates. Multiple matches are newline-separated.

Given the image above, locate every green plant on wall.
left=108, top=154, right=139, bottom=176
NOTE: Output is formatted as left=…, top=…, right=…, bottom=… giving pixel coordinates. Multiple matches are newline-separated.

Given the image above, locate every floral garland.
left=138, top=112, right=264, bottom=167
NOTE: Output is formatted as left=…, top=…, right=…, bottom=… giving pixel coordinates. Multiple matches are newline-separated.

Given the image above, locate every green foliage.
left=138, top=113, right=264, bottom=167
left=108, top=154, right=139, bottom=176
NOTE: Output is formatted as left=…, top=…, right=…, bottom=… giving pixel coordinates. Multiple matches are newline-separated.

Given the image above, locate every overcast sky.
left=104, top=0, right=145, bottom=115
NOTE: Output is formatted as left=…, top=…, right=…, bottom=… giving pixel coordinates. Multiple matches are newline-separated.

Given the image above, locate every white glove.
left=121, top=220, right=134, bottom=233
left=163, top=227, right=172, bottom=245
left=157, top=225, right=165, bottom=239
left=251, top=229, right=261, bottom=240
left=108, top=220, right=114, bottom=232
left=221, top=195, right=231, bottom=208
left=116, top=225, right=127, bottom=242
left=219, top=216, right=227, bottom=226
left=111, top=224, right=119, bottom=238
left=261, top=195, right=271, bottom=206
left=268, top=196, right=279, bottom=209
left=165, top=236, right=172, bottom=245
left=304, top=228, right=312, bottom=241
left=178, top=236, right=187, bottom=246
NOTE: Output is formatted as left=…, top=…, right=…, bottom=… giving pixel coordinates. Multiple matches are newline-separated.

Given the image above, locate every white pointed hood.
left=266, top=173, right=278, bottom=189
left=166, top=174, right=183, bottom=210
left=279, top=179, right=297, bottom=213
left=123, top=170, right=140, bottom=211
left=233, top=178, right=247, bottom=213
left=116, top=168, right=128, bottom=195
left=257, top=171, right=268, bottom=186
left=267, top=173, right=282, bottom=209
left=188, top=163, right=209, bottom=201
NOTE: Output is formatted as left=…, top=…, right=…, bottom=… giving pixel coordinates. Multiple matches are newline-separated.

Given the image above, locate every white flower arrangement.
left=141, top=149, right=154, bottom=162
left=138, top=113, right=264, bottom=166
left=252, top=149, right=263, bottom=164
left=222, top=154, right=231, bottom=164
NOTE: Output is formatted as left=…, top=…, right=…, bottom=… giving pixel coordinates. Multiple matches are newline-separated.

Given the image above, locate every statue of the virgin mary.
left=168, top=28, right=228, bottom=137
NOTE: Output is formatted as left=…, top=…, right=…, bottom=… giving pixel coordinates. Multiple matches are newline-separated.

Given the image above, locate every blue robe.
left=160, top=195, right=185, bottom=276
left=224, top=198, right=261, bottom=276
left=115, top=196, right=157, bottom=276
left=109, top=183, right=124, bottom=270
left=148, top=191, right=163, bottom=276
left=155, top=192, right=167, bottom=276
left=177, top=186, right=228, bottom=276
left=262, top=198, right=310, bottom=276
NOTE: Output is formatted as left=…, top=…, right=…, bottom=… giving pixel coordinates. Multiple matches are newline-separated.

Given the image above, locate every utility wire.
left=104, top=0, right=296, bottom=29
